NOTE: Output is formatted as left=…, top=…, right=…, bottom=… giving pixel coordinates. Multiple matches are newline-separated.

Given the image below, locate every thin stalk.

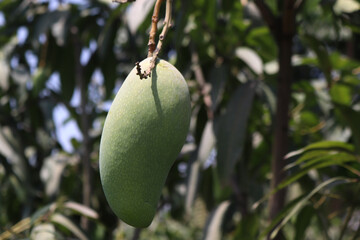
left=351, top=223, right=360, bottom=240
left=136, top=0, right=173, bottom=79
left=148, top=0, right=164, bottom=57
left=72, top=30, right=92, bottom=231
left=339, top=206, right=355, bottom=240
left=132, top=228, right=142, bottom=240
left=112, top=0, right=136, bottom=3
left=190, top=47, right=213, bottom=119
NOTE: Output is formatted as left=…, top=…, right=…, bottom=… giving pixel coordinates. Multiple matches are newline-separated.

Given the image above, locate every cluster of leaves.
left=0, top=0, right=359, bottom=239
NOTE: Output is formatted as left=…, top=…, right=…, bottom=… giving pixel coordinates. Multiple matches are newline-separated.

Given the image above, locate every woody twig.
left=137, top=0, right=173, bottom=79
left=113, top=0, right=173, bottom=79
left=112, top=0, right=136, bottom=3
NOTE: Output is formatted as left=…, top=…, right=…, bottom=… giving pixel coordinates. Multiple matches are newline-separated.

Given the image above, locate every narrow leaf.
left=334, top=105, right=360, bottom=152
left=235, top=47, right=263, bottom=75
left=253, top=151, right=357, bottom=209
left=216, top=82, right=256, bottom=183
left=186, top=120, right=216, bottom=213
left=285, top=141, right=355, bottom=159
left=51, top=213, right=88, bottom=240
left=203, top=201, right=232, bottom=240
left=30, top=223, right=56, bottom=240
left=64, top=201, right=99, bottom=219
left=126, top=0, right=156, bottom=34
left=270, top=177, right=353, bottom=239
left=334, top=0, right=360, bottom=14
left=294, top=205, right=314, bottom=240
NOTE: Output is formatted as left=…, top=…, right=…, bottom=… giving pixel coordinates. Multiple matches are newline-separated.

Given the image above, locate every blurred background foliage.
left=0, top=0, right=360, bottom=239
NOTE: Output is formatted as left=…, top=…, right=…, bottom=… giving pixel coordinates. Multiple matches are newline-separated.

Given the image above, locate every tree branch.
left=71, top=27, right=92, bottom=231
left=148, top=0, right=164, bottom=58
left=254, top=1, right=297, bottom=239
left=136, top=0, right=173, bottom=79
left=112, top=0, right=136, bottom=3
left=282, top=0, right=296, bottom=36
left=190, top=47, right=213, bottom=120
left=254, top=0, right=277, bottom=37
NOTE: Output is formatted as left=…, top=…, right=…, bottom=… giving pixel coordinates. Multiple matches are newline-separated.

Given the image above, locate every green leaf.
left=277, top=153, right=356, bottom=191
left=286, top=150, right=356, bottom=170
left=186, top=120, right=216, bottom=213
left=299, top=152, right=356, bottom=169
left=0, top=126, right=28, bottom=182
left=254, top=148, right=357, bottom=209
left=98, top=7, right=122, bottom=98
left=216, top=82, right=256, bottom=183
left=270, top=177, right=353, bottom=239
left=57, top=44, right=76, bottom=102
left=208, top=65, right=227, bottom=112
left=330, top=83, right=352, bottom=106
left=260, top=195, right=305, bottom=238
left=301, top=35, right=332, bottom=84
left=303, top=141, right=355, bottom=152
left=259, top=82, right=276, bottom=116
left=246, top=26, right=277, bottom=61
left=294, top=205, right=315, bottom=240
left=334, top=105, right=360, bottom=152
left=32, top=66, right=52, bottom=97
left=329, top=52, right=360, bottom=72
left=286, top=141, right=355, bottom=159
left=234, top=213, right=260, bottom=239
left=30, top=202, right=57, bottom=224
left=32, top=10, right=69, bottom=45
left=204, top=0, right=216, bottom=30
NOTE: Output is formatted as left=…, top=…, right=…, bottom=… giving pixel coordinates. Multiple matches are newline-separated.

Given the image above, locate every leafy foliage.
left=0, top=0, right=360, bottom=239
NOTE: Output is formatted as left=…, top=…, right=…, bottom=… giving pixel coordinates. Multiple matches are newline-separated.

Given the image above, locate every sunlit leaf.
left=0, top=217, right=31, bottom=239
left=186, top=120, right=216, bottom=213
left=40, top=153, right=70, bottom=197
left=330, top=83, right=353, bottom=106
left=203, top=201, right=232, bottom=240
left=0, top=126, right=27, bottom=182
left=30, top=223, right=56, bottom=240
left=64, top=201, right=99, bottom=219
left=126, top=0, right=156, bottom=34
left=235, top=47, right=263, bottom=75
left=285, top=141, right=355, bottom=159
left=51, top=213, right=88, bottom=240
left=334, top=0, right=360, bottom=14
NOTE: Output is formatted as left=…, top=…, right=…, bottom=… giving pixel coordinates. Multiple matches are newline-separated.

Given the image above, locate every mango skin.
left=99, top=58, right=191, bottom=228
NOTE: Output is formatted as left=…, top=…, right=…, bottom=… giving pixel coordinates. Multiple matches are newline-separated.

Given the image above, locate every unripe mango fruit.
left=99, top=58, right=191, bottom=228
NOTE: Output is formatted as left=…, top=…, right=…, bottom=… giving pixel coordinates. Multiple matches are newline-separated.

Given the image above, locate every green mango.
left=99, top=58, right=191, bottom=228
